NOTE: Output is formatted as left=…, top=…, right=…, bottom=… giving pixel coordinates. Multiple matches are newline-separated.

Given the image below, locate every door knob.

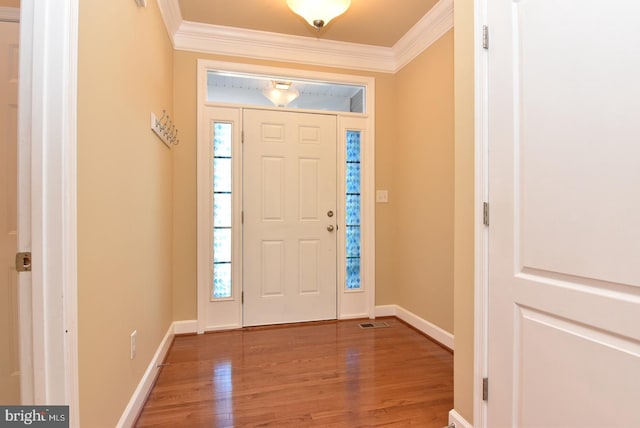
left=327, top=225, right=335, bottom=232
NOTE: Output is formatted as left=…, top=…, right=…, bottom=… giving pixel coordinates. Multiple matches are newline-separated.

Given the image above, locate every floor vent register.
left=358, top=321, right=390, bottom=329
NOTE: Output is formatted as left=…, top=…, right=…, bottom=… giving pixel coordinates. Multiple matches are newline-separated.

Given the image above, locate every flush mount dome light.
left=262, top=81, right=300, bottom=107
left=286, top=0, right=351, bottom=30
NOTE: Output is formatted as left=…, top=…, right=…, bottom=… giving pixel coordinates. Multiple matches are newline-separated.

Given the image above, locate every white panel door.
left=243, top=109, right=337, bottom=326
left=487, top=1, right=640, bottom=427
left=0, top=20, right=20, bottom=404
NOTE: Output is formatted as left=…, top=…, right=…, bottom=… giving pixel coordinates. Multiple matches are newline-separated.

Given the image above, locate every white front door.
left=243, top=109, right=337, bottom=326
left=0, top=20, right=20, bottom=404
left=487, top=1, right=640, bottom=427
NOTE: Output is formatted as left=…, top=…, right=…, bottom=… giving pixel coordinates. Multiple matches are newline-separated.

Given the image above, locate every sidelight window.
left=213, top=123, right=233, bottom=299
left=346, top=130, right=361, bottom=290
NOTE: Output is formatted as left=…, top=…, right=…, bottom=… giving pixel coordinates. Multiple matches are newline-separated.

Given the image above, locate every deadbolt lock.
left=327, top=210, right=334, bottom=218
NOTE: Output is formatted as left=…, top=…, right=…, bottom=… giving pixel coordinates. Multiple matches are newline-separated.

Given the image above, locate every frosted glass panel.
left=346, top=194, right=361, bottom=225
left=346, top=162, right=361, bottom=194
left=213, top=194, right=232, bottom=228
left=346, top=257, right=361, bottom=290
left=345, top=130, right=361, bottom=290
left=213, top=122, right=233, bottom=299
left=213, top=263, right=232, bottom=299
left=346, top=226, right=361, bottom=258
left=346, top=131, right=361, bottom=162
left=214, top=123, right=232, bottom=157
left=213, top=158, right=232, bottom=193
left=214, top=228, right=232, bottom=263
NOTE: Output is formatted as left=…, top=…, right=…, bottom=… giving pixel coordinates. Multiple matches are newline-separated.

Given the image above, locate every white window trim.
left=196, top=59, right=376, bottom=331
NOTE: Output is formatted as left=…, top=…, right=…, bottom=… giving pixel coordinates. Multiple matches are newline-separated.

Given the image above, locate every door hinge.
left=241, top=291, right=244, bottom=304
left=241, top=211, right=244, bottom=224
left=241, top=130, right=244, bottom=144
left=482, top=25, right=489, bottom=49
left=483, top=202, right=490, bottom=226
left=15, top=252, right=32, bottom=272
left=483, top=377, right=489, bottom=401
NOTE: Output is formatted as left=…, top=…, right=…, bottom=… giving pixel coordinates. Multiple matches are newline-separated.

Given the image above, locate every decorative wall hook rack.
left=150, top=110, right=179, bottom=148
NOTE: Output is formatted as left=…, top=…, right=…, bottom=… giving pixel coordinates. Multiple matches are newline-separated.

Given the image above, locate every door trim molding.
left=196, top=60, right=376, bottom=331
left=475, top=0, right=489, bottom=427
left=19, top=0, right=79, bottom=421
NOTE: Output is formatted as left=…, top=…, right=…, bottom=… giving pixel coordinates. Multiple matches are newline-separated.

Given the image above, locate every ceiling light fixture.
left=286, top=0, right=351, bottom=30
left=263, top=81, right=300, bottom=107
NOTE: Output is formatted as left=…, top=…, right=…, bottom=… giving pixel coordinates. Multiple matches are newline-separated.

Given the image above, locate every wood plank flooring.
left=136, top=318, right=453, bottom=427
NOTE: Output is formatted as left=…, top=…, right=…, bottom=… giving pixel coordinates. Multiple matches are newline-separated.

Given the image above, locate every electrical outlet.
left=130, top=330, right=137, bottom=360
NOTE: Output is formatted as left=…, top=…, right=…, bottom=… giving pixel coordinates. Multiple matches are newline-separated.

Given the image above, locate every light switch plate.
left=376, top=190, right=389, bottom=203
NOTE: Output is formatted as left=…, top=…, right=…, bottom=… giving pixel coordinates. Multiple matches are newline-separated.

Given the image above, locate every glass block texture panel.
left=346, top=226, right=361, bottom=258
left=213, top=194, right=232, bottom=228
left=346, top=257, right=361, bottom=290
left=213, top=158, right=232, bottom=193
left=214, top=123, right=232, bottom=157
left=213, top=123, right=233, bottom=299
left=346, top=130, right=361, bottom=290
left=346, top=194, right=361, bottom=226
left=213, top=263, right=232, bottom=299
left=214, top=228, right=232, bottom=263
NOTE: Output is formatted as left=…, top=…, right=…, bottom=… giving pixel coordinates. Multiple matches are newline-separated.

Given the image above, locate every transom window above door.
left=207, top=71, right=366, bottom=113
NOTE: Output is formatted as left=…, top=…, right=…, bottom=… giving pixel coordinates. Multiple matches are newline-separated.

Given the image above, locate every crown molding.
left=0, top=7, right=20, bottom=22
left=174, top=21, right=396, bottom=73
left=158, top=0, right=453, bottom=74
left=393, top=0, right=453, bottom=71
left=157, top=0, right=182, bottom=43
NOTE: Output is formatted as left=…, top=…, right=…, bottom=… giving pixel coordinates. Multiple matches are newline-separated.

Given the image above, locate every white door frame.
left=197, top=59, right=376, bottom=333
left=474, top=0, right=489, bottom=427
left=18, top=0, right=79, bottom=423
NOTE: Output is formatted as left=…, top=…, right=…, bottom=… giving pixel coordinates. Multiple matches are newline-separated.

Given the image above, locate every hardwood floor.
left=136, top=318, right=453, bottom=427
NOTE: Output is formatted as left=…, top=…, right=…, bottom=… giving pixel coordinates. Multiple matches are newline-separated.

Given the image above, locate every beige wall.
left=393, top=30, right=455, bottom=333
left=77, top=0, right=174, bottom=426
left=454, top=0, right=476, bottom=423
left=171, top=52, right=399, bottom=320
left=0, top=0, right=19, bottom=8
left=171, top=40, right=455, bottom=333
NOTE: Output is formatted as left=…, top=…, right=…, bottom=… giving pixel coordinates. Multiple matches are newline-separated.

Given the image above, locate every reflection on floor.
left=136, top=317, right=453, bottom=427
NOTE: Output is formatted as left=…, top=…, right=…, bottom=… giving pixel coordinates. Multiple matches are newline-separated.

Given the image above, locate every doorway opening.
left=196, top=61, right=375, bottom=333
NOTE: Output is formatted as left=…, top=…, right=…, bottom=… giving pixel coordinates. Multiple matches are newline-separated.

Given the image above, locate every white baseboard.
left=204, top=323, right=242, bottom=332
left=339, top=313, right=371, bottom=320
left=173, top=319, right=197, bottom=335
left=116, top=322, right=176, bottom=428
left=449, top=409, right=473, bottom=428
left=374, top=305, right=397, bottom=317
left=375, top=304, right=454, bottom=350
